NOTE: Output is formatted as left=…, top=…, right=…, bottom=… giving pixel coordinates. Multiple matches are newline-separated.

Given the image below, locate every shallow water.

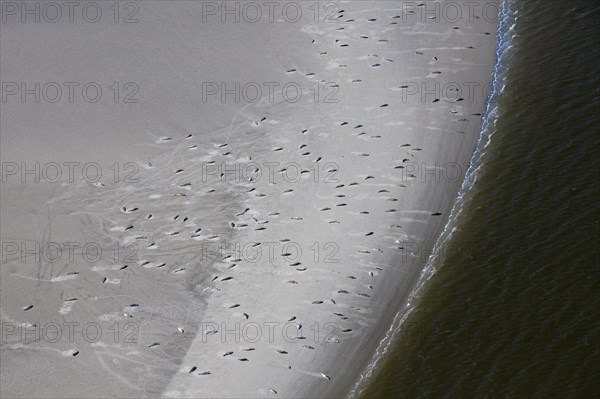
left=363, top=0, right=600, bottom=397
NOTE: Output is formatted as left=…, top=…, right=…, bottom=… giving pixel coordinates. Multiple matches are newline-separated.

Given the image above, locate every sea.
left=361, top=0, right=600, bottom=397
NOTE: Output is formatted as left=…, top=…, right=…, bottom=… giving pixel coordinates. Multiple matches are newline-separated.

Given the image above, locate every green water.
left=363, top=1, right=600, bottom=397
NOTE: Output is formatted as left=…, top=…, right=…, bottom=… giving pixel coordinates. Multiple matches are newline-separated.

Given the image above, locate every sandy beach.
left=1, top=1, right=498, bottom=397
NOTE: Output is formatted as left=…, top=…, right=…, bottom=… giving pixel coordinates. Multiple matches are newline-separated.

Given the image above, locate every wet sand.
left=0, top=1, right=498, bottom=398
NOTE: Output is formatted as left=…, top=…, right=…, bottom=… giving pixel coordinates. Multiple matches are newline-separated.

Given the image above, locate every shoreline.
left=351, top=1, right=509, bottom=396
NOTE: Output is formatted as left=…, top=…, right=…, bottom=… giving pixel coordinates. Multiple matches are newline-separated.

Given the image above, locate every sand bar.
left=1, top=1, right=498, bottom=397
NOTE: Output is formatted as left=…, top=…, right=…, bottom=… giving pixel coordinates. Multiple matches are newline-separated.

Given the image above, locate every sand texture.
left=0, top=1, right=498, bottom=397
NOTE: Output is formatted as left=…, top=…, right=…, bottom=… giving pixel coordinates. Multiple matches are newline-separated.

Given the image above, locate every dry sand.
left=0, top=1, right=498, bottom=398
